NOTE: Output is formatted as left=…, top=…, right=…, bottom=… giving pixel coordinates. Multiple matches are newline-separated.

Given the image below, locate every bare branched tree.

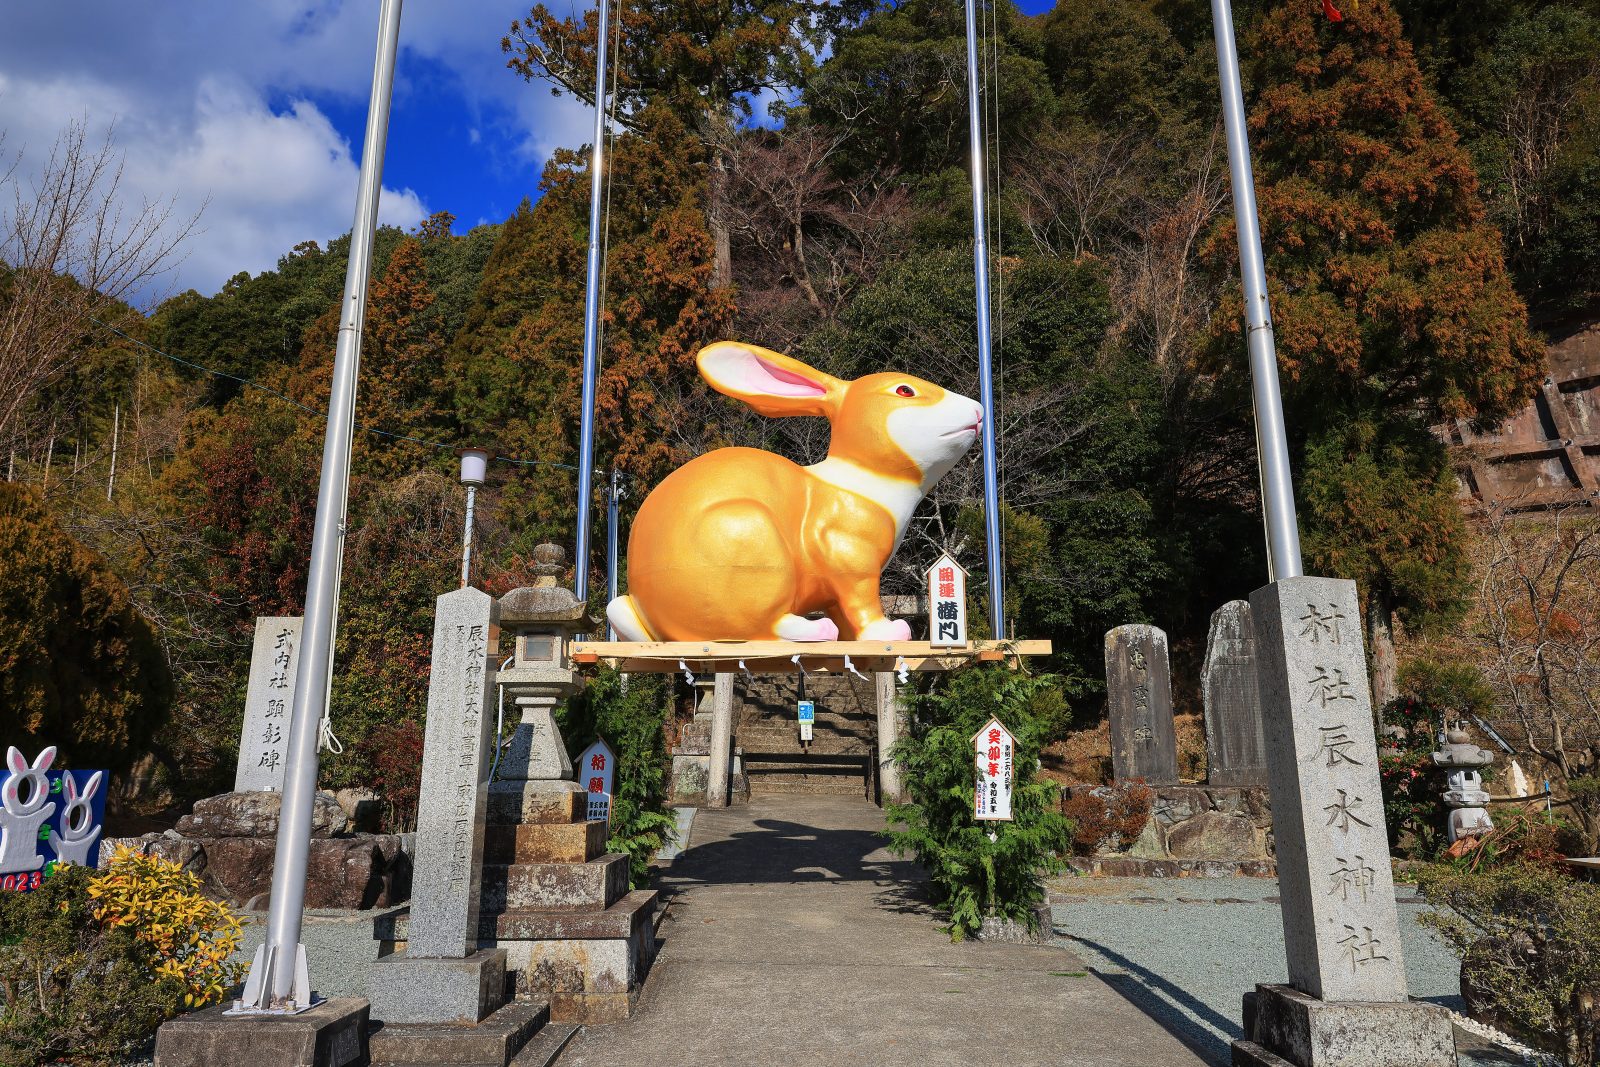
left=1470, top=501, right=1600, bottom=847
left=0, top=120, right=201, bottom=453
left=1110, top=128, right=1228, bottom=370
left=719, top=123, right=908, bottom=348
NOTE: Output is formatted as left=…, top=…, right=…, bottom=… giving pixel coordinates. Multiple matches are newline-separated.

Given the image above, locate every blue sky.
left=2, top=1, right=1056, bottom=302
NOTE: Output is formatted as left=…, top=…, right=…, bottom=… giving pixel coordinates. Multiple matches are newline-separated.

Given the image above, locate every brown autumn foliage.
left=1063, top=780, right=1156, bottom=855
left=1206, top=0, right=1544, bottom=430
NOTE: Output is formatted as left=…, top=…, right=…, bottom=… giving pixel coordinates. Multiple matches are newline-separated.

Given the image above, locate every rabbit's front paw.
left=860, top=618, right=912, bottom=642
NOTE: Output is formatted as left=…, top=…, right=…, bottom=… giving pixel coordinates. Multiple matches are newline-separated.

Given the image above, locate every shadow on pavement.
left=1073, top=936, right=1238, bottom=1067
left=663, top=817, right=915, bottom=887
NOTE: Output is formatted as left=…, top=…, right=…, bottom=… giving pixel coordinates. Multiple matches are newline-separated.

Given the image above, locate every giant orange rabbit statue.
left=606, top=341, right=983, bottom=642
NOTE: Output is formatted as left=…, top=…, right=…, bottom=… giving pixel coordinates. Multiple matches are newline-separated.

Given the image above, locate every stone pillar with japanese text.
left=1104, top=625, right=1178, bottom=785
left=367, top=586, right=508, bottom=1027
left=235, top=617, right=302, bottom=792
left=1233, top=577, right=1453, bottom=1067
left=1203, top=601, right=1269, bottom=789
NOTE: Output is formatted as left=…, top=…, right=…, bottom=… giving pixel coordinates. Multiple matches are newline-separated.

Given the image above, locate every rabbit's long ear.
left=82, top=771, right=103, bottom=799
left=35, top=747, right=55, bottom=773
left=6, top=748, right=23, bottom=775
left=64, top=774, right=77, bottom=802
left=697, top=342, right=843, bottom=419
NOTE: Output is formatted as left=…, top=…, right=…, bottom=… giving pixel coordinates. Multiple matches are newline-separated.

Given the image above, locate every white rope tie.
left=895, top=656, right=910, bottom=685
left=679, top=659, right=695, bottom=686
left=843, top=654, right=867, bottom=681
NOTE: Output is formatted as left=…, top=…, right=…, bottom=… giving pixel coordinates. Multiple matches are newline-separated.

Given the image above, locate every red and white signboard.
left=927, top=552, right=968, bottom=648
left=973, top=717, right=1014, bottom=822
left=578, top=737, right=616, bottom=823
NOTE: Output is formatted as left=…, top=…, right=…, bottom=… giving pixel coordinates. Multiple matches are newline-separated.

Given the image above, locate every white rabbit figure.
left=48, top=770, right=103, bottom=867
left=0, top=747, right=57, bottom=875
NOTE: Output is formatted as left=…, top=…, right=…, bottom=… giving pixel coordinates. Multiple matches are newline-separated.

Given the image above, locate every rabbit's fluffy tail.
left=606, top=595, right=655, bottom=642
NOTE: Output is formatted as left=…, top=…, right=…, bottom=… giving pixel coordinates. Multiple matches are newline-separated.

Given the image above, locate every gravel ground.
left=1048, top=875, right=1533, bottom=1067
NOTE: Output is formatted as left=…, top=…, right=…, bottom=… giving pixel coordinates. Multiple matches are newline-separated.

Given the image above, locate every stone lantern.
left=478, top=544, right=658, bottom=1024
left=1432, top=721, right=1496, bottom=844
left=488, top=543, right=591, bottom=819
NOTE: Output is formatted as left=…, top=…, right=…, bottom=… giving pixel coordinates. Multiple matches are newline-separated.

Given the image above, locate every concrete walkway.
left=554, top=795, right=1209, bottom=1067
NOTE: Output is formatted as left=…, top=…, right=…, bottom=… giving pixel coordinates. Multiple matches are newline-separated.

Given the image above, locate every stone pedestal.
left=1232, top=577, right=1453, bottom=1067
left=471, top=779, right=657, bottom=1024
left=368, top=948, right=506, bottom=1027
left=154, top=997, right=368, bottom=1067
left=1234, top=985, right=1454, bottom=1067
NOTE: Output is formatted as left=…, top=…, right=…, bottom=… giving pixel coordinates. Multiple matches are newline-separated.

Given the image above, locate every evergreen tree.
left=0, top=482, right=172, bottom=771
left=1207, top=0, right=1545, bottom=701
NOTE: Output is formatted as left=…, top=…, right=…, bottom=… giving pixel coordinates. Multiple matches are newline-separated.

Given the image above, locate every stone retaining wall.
left=1064, top=784, right=1276, bottom=878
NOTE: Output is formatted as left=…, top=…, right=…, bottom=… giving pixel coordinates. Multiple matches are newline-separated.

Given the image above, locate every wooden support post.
left=706, top=672, right=735, bottom=809
left=875, top=672, right=904, bottom=804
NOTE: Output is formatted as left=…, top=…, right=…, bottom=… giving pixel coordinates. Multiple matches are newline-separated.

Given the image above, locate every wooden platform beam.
left=566, top=639, right=1050, bottom=674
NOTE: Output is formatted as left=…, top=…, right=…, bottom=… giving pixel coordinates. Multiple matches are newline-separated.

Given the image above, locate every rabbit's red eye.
left=895, top=385, right=916, bottom=398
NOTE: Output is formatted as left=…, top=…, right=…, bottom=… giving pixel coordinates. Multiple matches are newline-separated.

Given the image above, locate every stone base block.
left=487, top=780, right=586, bottom=825
left=480, top=853, right=628, bottom=911
left=366, top=998, right=545, bottom=1066
left=485, top=893, right=657, bottom=1015
left=1064, top=856, right=1277, bottom=879
left=1234, top=984, right=1455, bottom=1067
left=367, top=948, right=507, bottom=1026
left=488, top=889, right=657, bottom=943
left=484, top=819, right=607, bottom=864
left=976, top=903, right=1053, bottom=944
left=551, top=989, right=638, bottom=1024
left=669, top=752, right=747, bottom=806
left=154, top=996, right=368, bottom=1067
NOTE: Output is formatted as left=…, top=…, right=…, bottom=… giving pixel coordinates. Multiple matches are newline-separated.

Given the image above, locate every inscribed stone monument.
left=1202, top=601, right=1268, bottom=789
left=368, top=587, right=507, bottom=1028
left=408, top=587, right=499, bottom=959
left=235, top=617, right=302, bottom=792
left=1233, top=576, right=1453, bottom=1067
left=1105, top=625, right=1178, bottom=785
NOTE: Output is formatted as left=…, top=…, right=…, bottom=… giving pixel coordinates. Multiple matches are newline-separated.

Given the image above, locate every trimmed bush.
left=886, top=667, right=1073, bottom=940
left=1419, top=862, right=1600, bottom=1064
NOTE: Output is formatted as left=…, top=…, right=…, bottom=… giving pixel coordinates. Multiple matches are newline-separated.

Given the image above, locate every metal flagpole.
left=1210, top=0, right=1304, bottom=580
left=606, top=468, right=622, bottom=639
left=962, top=0, right=1006, bottom=640
left=573, top=0, right=614, bottom=603
left=239, top=0, right=403, bottom=1011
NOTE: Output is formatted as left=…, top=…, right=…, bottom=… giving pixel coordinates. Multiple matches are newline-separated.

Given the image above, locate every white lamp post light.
left=459, top=448, right=490, bottom=589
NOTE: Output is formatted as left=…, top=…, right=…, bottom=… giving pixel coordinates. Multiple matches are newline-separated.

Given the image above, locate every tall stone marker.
left=368, top=587, right=507, bottom=1027
left=1105, top=625, right=1178, bottom=785
left=234, top=617, right=302, bottom=793
left=1202, top=601, right=1269, bottom=789
left=1233, top=577, right=1453, bottom=1067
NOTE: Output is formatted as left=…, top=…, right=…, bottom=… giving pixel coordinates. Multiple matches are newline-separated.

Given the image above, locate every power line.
left=76, top=307, right=578, bottom=472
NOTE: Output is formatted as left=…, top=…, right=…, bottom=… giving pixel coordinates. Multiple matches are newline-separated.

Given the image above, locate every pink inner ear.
left=735, top=355, right=826, bottom=398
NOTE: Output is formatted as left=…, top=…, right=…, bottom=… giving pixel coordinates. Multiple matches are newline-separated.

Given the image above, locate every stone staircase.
left=735, top=674, right=876, bottom=799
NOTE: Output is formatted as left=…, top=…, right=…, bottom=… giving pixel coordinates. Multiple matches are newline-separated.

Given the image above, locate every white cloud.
left=0, top=1, right=591, bottom=301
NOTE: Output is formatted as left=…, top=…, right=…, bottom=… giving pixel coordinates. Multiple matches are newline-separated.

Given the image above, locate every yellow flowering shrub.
left=86, top=845, right=248, bottom=1007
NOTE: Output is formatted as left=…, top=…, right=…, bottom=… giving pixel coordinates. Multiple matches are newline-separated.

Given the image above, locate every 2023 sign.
left=0, top=747, right=107, bottom=889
